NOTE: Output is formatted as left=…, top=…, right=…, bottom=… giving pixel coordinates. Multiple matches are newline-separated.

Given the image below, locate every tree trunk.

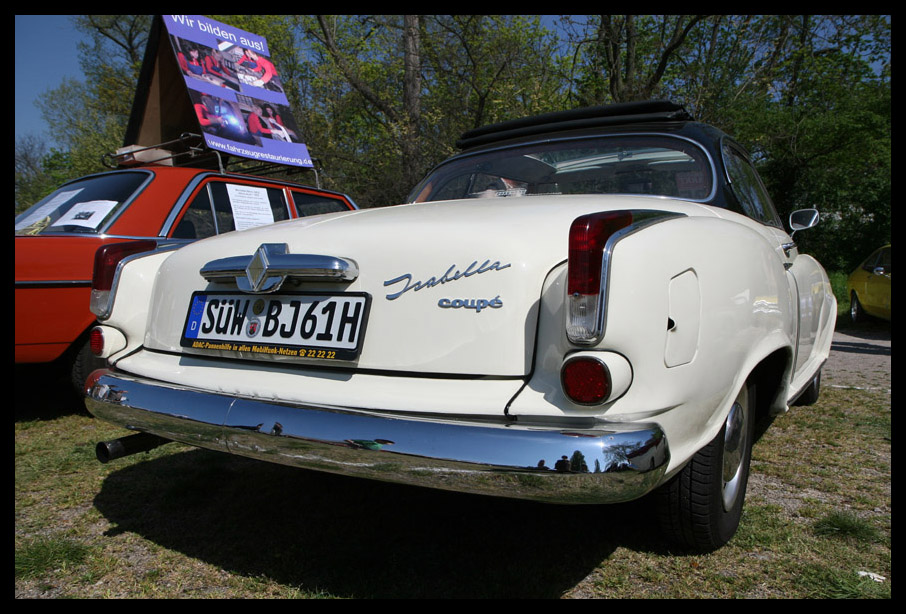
left=402, top=15, right=421, bottom=190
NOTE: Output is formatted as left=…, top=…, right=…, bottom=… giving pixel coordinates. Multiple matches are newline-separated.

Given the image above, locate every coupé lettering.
left=438, top=296, right=503, bottom=312
left=383, top=259, right=511, bottom=300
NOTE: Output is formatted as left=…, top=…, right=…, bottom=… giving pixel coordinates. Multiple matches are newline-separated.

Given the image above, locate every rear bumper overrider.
left=84, top=368, right=669, bottom=504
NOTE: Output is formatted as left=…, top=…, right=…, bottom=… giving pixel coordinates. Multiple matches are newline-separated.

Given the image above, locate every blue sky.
left=15, top=15, right=85, bottom=147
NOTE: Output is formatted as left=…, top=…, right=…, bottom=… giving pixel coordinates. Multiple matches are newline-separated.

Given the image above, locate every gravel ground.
left=747, top=320, right=891, bottom=517
left=822, top=323, right=891, bottom=392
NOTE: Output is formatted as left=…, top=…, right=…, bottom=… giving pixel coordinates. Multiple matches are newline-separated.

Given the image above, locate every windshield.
left=409, top=135, right=713, bottom=203
left=15, top=171, right=150, bottom=236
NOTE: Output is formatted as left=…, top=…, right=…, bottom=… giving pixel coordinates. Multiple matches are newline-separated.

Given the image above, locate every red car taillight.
left=561, top=355, right=612, bottom=404
left=566, top=211, right=633, bottom=343
left=89, top=327, right=105, bottom=355
left=566, top=210, right=684, bottom=344
left=90, top=240, right=158, bottom=318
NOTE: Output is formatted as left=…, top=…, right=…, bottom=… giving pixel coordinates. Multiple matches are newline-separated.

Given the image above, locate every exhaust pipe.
left=95, top=432, right=171, bottom=463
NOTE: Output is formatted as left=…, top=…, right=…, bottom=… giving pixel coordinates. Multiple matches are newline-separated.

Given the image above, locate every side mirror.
left=789, top=208, right=819, bottom=237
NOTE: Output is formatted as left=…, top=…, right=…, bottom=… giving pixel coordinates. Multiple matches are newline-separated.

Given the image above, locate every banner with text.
left=163, top=15, right=312, bottom=168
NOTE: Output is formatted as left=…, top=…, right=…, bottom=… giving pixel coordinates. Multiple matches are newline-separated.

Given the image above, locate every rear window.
left=15, top=172, right=149, bottom=236
left=291, top=190, right=351, bottom=216
left=409, top=135, right=714, bottom=203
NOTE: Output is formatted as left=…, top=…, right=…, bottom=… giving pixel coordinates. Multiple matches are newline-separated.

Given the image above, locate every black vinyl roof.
left=456, top=100, right=693, bottom=150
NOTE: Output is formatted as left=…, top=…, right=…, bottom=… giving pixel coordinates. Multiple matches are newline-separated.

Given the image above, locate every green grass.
left=796, top=564, right=889, bottom=599
left=813, top=511, right=882, bottom=542
left=828, top=270, right=851, bottom=318
left=15, top=536, right=93, bottom=580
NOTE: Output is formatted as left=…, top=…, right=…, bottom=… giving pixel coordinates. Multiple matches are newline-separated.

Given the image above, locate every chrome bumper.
left=84, top=368, right=669, bottom=504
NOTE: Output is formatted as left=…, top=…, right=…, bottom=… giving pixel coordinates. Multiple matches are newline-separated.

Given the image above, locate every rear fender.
left=101, top=250, right=176, bottom=364
left=510, top=214, right=797, bottom=473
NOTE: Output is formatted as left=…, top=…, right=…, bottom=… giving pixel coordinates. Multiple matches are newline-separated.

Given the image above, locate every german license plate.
left=181, top=291, right=370, bottom=360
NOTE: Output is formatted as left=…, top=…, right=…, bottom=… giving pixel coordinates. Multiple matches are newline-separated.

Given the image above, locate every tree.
left=295, top=15, right=565, bottom=206
left=15, top=135, right=57, bottom=214
left=565, top=15, right=708, bottom=105
left=37, top=16, right=150, bottom=182
left=17, top=14, right=889, bottom=269
left=724, top=16, right=891, bottom=270
left=564, top=15, right=890, bottom=269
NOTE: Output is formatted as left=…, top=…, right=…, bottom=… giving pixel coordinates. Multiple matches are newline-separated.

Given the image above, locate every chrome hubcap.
left=721, top=387, right=749, bottom=511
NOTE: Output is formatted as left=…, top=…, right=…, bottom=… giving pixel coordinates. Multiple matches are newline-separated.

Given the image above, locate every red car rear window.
left=15, top=171, right=150, bottom=236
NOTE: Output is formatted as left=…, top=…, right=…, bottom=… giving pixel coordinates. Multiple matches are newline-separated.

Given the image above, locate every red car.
left=15, top=163, right=357, bottom=390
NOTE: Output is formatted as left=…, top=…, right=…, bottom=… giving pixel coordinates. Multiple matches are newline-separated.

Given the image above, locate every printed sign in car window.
left=225, top=184, right=275, bottom=231
left=49, top=200, right=118, bottom=229
left=15, top=189, right=84, bottom=231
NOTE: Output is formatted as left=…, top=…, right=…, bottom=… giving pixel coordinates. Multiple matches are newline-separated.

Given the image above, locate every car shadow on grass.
left=92, top=447, right=670, bottom=598
left=14, top=364, right=91, bottom=422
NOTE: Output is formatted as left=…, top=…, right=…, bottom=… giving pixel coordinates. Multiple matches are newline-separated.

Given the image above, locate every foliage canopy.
left=16, top=14, right=889, bottom=270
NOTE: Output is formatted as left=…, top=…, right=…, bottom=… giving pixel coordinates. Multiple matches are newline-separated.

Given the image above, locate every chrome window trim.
left=206, top=182, right=220, bottom=236
left=158, top=172, right=216, bottom=237
left=719, top=137, right=784, bottom=229
left=96, top=169, right=158, bottom=233
left=101, top=234, right=195, bottom=243
left=418, top=132, right=719, bottom=204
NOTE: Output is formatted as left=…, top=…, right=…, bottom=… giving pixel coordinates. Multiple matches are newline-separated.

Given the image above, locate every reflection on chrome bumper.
left=84, top=369, right=669, bottom=504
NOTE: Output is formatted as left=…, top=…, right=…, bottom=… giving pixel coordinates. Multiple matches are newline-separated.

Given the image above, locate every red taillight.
left=567, top=211, right=633, bottom=296
left=92, top=240, right=158, bottom=292
left=561, top=356, right=612, bottom=405
left=89, top=327, right=104, bottom=356
left=91, top=240, right=158, bottom=318
left=566, top=211, right=633, bottom=343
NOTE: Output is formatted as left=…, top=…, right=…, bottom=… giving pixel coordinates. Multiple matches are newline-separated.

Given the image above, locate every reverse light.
left=566, top=211, right=633, bottom=343
left=90, top=240, right=158, bottom=319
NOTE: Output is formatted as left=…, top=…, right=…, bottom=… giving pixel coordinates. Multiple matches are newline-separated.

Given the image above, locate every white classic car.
left=84, top=101, right=835, bottom=551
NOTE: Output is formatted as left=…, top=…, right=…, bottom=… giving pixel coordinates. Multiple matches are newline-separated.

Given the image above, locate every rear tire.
left=70, top=339, right=106, bottom=395
left=850, top=291, right=865, bottom=324
left=657, top=382, right=755, bottom=551
left=793, top=370, right=821, bottom=406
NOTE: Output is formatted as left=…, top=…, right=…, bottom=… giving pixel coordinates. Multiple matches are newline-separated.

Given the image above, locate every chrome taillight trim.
left=567, top=210, right=686, bottom=345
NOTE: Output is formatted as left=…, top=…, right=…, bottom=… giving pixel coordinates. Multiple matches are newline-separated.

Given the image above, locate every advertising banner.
left=162, top=15, right=312, bottom=168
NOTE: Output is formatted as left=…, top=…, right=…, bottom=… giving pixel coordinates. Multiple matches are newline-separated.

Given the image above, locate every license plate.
left=181, top=291, right=370, bottom=360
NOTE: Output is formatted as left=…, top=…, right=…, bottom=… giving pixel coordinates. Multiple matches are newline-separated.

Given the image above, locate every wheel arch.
left=746, top=345, right=795, bottom=420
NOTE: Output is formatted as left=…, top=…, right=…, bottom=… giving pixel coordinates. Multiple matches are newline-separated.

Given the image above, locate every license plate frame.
left=180, top=290, right=371, bottom=361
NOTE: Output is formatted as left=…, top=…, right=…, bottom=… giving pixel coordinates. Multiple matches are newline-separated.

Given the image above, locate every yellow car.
left=847, top=245, right=891, bottom=322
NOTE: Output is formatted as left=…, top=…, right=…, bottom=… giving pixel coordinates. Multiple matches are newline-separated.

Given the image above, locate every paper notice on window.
left=226, top=184, right=275, bottom=231
left=15, top=189, right=84, bottom=230
left=49, top=200, right=118, bottom=229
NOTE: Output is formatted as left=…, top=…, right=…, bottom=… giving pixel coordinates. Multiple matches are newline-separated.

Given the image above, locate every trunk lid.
left=142, top=196, right=700, bottom=376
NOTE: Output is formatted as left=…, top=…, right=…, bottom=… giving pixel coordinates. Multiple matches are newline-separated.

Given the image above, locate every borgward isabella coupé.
left=83, top=101, right=835, bottom=551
